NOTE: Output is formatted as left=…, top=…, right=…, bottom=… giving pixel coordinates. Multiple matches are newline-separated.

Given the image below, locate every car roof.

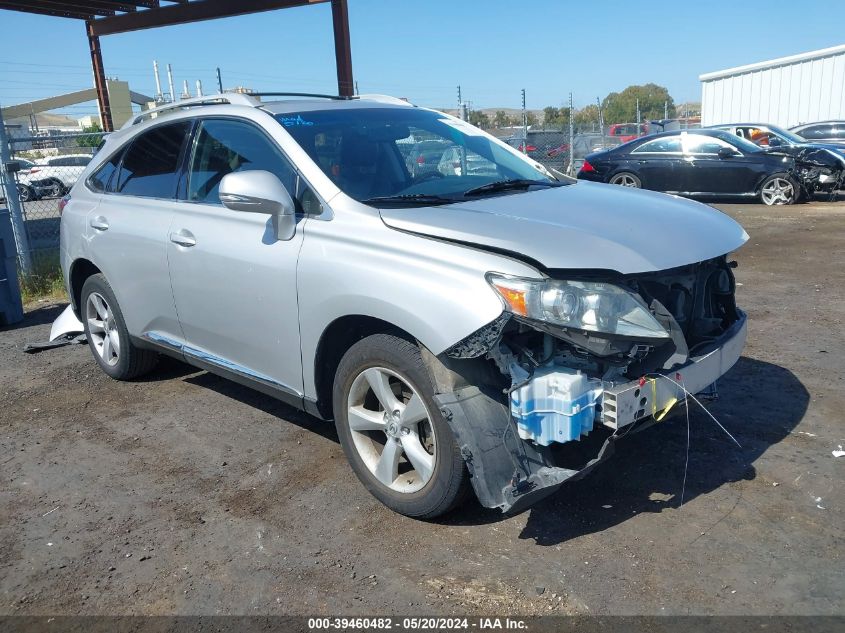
left=791, top=120, right=844, bottom=128
left=261, top=96, right=414, bottom=115
left=707, top=123, right=777, bottom=128
left=639, top=129, right=728, bottom=139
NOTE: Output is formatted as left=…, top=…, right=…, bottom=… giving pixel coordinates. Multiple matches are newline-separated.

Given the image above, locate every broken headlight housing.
left=487, top=273, right=670, bottom=340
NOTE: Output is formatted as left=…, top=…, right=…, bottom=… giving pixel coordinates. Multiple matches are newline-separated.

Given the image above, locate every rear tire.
left=609, top=172, right=641, bottom=188
left=17, top=184, right=34, bottom=202
left=81, top=273, right=158, bottom=380
left=333, top=334, right=470, bottom=518
left=760, top=173, right=798, bottom=206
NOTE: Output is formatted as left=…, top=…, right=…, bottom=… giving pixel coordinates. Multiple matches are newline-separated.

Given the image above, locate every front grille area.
left=629, top=256, right=740, bottom=354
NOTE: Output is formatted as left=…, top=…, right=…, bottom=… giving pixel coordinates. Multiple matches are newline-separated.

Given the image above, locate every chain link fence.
left=1, top=130, right=106, bottom=276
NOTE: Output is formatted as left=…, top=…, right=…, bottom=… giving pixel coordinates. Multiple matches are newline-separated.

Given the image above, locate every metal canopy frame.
left=0, top=0, right=354, bottom=131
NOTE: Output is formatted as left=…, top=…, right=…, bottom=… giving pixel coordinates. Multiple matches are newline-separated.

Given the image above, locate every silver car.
left=60, top=93, right=749, bottom=518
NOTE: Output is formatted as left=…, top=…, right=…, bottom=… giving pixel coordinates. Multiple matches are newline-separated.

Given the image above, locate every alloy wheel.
left=761, top=177, right=795, bottom=205
left=610, top=173, right=639, bottom=187
left=346, top=367, right=437, bottom=493
left=86, top=292, right=120, bottom=367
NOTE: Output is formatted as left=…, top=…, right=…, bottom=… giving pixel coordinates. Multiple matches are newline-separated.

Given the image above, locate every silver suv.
left=60, top=93, right=749, bottom=518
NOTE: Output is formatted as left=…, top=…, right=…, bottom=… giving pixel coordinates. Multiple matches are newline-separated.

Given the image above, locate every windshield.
left=276, top=107, right=555, bottom=205
left=713, top=131, right=763, bottom=154
left=766, top=125, right=808, bottom=144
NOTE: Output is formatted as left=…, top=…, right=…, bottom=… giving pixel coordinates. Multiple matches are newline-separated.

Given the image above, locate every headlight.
left=487, top=273, right=670, bottom=339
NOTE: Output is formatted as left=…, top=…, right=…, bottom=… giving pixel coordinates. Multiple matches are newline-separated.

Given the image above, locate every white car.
left=17, top=154, right=93, bottom=201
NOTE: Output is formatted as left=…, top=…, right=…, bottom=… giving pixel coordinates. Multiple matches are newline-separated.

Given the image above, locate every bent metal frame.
left=0, top=0, right=355, bottom=132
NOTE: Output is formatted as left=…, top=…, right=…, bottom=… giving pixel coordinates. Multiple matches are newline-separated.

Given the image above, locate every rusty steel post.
left=86, top=20, right=113, bottom=132
left=331, top=0, right=354, bottom=97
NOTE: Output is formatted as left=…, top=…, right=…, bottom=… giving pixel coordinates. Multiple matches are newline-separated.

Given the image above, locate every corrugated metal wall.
left=700, top=46, right=845, bottom=127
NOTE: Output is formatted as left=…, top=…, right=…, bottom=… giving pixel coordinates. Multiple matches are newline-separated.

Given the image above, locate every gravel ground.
left=1, top=201, right=843, bottom=616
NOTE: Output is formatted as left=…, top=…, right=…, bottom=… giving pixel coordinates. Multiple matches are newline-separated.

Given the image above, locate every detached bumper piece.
left=437, top=386, right=659, bottom=514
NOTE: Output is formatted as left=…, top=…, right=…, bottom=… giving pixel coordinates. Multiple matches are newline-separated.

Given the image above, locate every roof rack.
left=354, top=94, right=414, bottom=106
left=250, top=92, right=352, bottom=101
left=124, top=93, right=259, bottom=128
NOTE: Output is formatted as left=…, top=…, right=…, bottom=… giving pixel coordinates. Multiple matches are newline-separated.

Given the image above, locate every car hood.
left=767, top=143, right=845, bottom=157
left=379, top=181, right=749, bottom=274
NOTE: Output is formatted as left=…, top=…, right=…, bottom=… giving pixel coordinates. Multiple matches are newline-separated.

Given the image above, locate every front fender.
left=296, top=205, right=540, bottom=399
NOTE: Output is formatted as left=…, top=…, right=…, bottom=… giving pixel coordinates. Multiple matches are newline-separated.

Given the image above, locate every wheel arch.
left=68, top=258, right=102, bottom=318
left=311, top=314, right=415, bottom=420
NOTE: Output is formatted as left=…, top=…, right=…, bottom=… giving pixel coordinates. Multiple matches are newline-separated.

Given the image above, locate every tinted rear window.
left=114, top=122, right=191, bottom=198
left=88, top=152, right=122, bottom=193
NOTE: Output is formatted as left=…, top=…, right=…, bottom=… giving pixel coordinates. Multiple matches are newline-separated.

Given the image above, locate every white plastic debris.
left=833, top=445, right=845, bottom=458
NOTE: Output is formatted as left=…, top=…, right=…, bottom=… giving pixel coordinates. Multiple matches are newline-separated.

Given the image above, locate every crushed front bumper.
left=603, top=311, right=747, bottom=430
left=435, top=311, right=747, bottom=513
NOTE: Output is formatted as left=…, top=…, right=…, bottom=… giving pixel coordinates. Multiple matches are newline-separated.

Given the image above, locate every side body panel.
left=167, top=201, right=307, bottom=396
left=85, top=195, right=182, bottom=341
left=296, top=196, right=542, bottom=401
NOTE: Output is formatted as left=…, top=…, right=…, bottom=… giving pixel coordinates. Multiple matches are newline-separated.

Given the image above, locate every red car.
left=608, top=123, right=647, bottom=143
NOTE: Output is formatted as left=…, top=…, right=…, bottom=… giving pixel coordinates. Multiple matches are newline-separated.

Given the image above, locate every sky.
left=1, top=0, right=844, bottom=120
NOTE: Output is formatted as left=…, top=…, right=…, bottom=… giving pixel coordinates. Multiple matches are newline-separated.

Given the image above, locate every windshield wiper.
left=463, top=179, right=564, bottom=197
left=362, top=194, right=460, bottom=207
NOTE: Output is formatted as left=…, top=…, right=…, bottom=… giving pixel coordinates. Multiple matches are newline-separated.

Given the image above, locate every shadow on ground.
left=511, top=356, right=808, bottom=545
left=1, top=303, right=63, bottom=332
left=176, top=350, right=808, bottom=544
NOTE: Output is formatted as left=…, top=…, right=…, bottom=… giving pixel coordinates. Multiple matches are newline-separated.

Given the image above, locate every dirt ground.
left=1, top=200, right=843, bottom=617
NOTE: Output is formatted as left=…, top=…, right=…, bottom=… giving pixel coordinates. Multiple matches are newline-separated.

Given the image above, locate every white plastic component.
left=510, top=366, right=603, bottom=446
left=49, top=304, right=84, bottom=341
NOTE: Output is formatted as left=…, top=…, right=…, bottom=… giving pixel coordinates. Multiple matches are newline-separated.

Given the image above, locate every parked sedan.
left=708, top=123, right=845, bottom=158
left=577, top=129, right=803, bottom=205
left=790, top=121, right=845, bottom=146
left=18, top=154, right=93, bottom=200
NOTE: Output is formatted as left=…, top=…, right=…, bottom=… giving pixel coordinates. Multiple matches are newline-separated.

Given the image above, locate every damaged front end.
left=430, top=256, right=747, bottom=513
left=788, top=147, right=845, bottom=198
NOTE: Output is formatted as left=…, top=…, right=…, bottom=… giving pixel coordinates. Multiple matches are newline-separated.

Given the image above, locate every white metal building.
left=700, top=44, right=845, bottom=128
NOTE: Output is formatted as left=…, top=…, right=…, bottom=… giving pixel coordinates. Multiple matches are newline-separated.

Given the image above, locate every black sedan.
left=577, top=129, right=801, bottom=205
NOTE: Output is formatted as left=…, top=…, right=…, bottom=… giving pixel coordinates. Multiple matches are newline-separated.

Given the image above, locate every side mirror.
left=219, top=170, right=296, bottom=241
left=718, top=147, right=736, bottom=159
left=768, top=137, right=782, bottom=147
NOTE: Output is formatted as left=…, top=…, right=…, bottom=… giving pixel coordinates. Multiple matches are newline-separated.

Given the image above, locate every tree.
left=77, top=123, right=104, bottom=149
left=542, top=106, right=570, bottom=129
left=601, top=83, right=675, bottom=124
left=574, top=104, right=601, bottom=131
left=492, top=110, right=514, bottom=128
left=525, top=112, right=538, bottom=127
left=468, top=110, right=490, bottom=128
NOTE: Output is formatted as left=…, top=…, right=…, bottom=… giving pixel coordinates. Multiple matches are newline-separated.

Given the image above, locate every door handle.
left=169, top=230, right=196, bottom=248
left=89, top=216, right=109, bottom=231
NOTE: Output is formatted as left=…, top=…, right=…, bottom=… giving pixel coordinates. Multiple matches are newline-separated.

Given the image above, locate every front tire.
left=17, top=184, right=34, bottom=202
left=760, top=174, right=798, bottom=206
left=333, top=334, right=469, bottom=518
left=609, top=171, right=642, bottom=188
left=81, top=273, right=158, bottom=380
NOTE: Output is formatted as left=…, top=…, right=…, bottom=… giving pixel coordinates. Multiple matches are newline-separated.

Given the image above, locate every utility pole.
left=182, top=80, right=190, bottom=100
left=196, top=80, right=203, bottom=98
left=597, top=96, right=604, bottom=137
left=636, top=97, right=641, bottom=130
left=664, top=100, right=668, bottom=120
left=568, top=92, right=575, bottom=176
left=216, top=67, right=223, bottom=94
left=457, top=85, right=464, bottom=120
left=167, top=63, right=176, bottom=102
left=0, top=105, right=33, bottom=276
left=354, top=81, right=359, bottom=96
left=521, top=88, right=527, bottom=153
left=153, top=60, right=163, bottom=103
